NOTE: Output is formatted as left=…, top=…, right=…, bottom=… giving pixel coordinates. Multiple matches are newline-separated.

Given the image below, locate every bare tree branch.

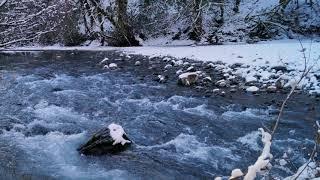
left=0, top=0, right=7, bottom=8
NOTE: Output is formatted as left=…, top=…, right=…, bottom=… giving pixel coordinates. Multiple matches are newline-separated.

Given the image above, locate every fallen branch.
left=244, top=128, right=272, bottom=180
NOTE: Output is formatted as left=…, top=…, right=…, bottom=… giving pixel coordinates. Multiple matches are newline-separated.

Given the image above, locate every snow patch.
left=108, top=123, right=131, bottom=146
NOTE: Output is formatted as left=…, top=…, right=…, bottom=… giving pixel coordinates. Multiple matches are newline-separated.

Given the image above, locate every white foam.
left=183, top=104, right=216, bottom=118
left=139, top=133, right=239, bottom=167
left=53, top=89, right=88, bottom=97
left=1, top=130, right=131, bottom=179
left=222, top=108, right=268, bottom=120
left=34, top=105, right=88, bottom=123
left=237, top=131, right=260, bottom=151
left=24, top=74, right=73, bottom=90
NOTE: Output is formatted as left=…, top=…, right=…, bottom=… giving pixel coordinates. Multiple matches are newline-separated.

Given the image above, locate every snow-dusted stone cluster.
left=122, top=41, right=320, bottom=96
left=98, top=58, right=118, bottom=70
left=78, top=123, right=131, bottom=155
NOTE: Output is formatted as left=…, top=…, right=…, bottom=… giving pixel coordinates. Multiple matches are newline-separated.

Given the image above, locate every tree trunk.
left=114, top=0, right=140, bottom=46
left=189, top=0, right=203, bottom=41
left=144, top=0, right=151, bottom=7
left=233, top=0, right=241, bottom=13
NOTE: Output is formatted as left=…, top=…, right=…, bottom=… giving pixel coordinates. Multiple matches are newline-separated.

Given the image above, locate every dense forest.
left=0, top=0, right=319, bottom=47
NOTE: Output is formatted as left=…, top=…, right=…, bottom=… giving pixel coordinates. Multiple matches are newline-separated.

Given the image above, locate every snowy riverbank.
left=2, top=40, right=320, bottom=95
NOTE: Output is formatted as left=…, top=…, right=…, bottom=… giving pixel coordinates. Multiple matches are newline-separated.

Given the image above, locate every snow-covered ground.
left=2, top=40, right=320, bottom=94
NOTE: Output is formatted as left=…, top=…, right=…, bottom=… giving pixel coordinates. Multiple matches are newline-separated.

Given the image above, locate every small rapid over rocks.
left=0, top=51, right=317, bottom=179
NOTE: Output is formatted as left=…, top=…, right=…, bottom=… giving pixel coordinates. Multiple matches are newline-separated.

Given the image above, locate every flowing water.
left=0, top=51, right=316, bottom=179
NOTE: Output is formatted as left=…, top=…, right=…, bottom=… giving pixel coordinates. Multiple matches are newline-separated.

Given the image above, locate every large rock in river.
left=178, top=72, right=199, bottom=86
left=78, top=123, right=131, bottom=155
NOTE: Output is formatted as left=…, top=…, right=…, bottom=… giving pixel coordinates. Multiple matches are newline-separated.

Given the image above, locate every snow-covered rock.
left=164, top=64, right=173, bottom=69
left=213, top=88, right=220, bottom=93
left=206, top=63, right=215, bottom=69
left=109, top=63, right=118, bottom=69
left=216, top=80, right=227, bottom=87
left=163, top=57, right=171, bottom=62
left=186, top=66, right=195, bottom=72
left=108, top=123, right=131, bottom=146
left=178, top=72, right=198, bottom=86
left=78, top=123, right=131, bottom=155
left=266, top=85, right=277, bottom=93
left=103, top=65, right=109, bottom=69
left=175, top=60, right=184, bottom=66
left=246, top=86, right=259, bottom=92
left=155, top=75, right=167, bottom=83
left=279, top=159, right=287, bottom=166
left=99, top=57, right=109, bottom=65
left=220, top=91, right=226, bottom=96
left=183, top=62, right=190, bottom=66
left=176, top=69, right=183, bottom=75
left=230, top=169, right=244, bottom=179
left=203, top=76, right=212, bottom=82
left=135, top=61, right=141, bottom=66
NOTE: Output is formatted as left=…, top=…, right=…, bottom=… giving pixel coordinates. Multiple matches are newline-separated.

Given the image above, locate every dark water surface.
left=0, top=51, right=316, bottom=179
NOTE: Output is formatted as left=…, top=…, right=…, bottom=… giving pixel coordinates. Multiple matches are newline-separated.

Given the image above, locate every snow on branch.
left=244, top=128, right=273, bottom=180
left=0, top=0, right=7, bottom=8
left=0, top=30, right=53, bottom=47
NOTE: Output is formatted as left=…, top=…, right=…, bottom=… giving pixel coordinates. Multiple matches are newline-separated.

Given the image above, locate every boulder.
left=78, top=123, right=131, bottom=155
left=178, top=72, right=198, bottom=86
